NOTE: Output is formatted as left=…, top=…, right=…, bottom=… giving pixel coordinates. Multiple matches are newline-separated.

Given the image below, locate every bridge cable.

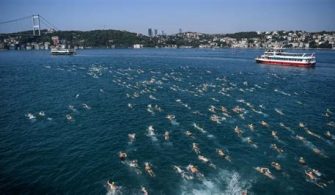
left=39, top=15, right=58, bottom=31
left=0, top=15, right=32, bottom=25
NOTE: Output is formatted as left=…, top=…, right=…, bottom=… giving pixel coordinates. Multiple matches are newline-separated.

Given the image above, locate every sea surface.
left=0, top=48, right=335, bottom=195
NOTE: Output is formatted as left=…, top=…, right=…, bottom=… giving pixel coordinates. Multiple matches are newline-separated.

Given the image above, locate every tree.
left=309, top=41, right=317, bottom=48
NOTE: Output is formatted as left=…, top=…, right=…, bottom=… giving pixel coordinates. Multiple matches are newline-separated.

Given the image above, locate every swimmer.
left=248, top=124, right=255, bottom=131
left=173, top=165, right=183, bottom=174
left=234, top=126, right=243, bottom=137
left=144, top=162, right=155, bottom=177
left=141, top=186, right=148, bottom=195
left=221, top=106, right=228, bottom=113
left=173, top=165, right=193, bottom=180
left=246, top=102, right=254, bottom=109
left=66, top=114, right=73, bottom=121
left=305, top=170, right=328, bottom=188
left=271, top=144, right=284, bottom=153
left=246, top=137, right=258, bottom=148
left=198, top=155, right=216, bottom=168
left=128, top=133, right=136, bottom=142
left=38, top=111, right=45, bottom=117
left=147, top=125, right=155, bottom=136
left=274, top=108, right=284, bottom=116
left=296, top=100, right=303, bottom=105
left=272, top=131, right=279, bottom=140
left=147, top=104, right=154, bottom=114
left=164, top=131, right=170, bottom=141
left=166, top=114, right=175, bottom=120
left=299, top=157, right=307, bottom=165
left=210, top=114, right=222, bottom=124
left=193, top=123, right=206, bottom=133
left=198, top=155, right=209, bottom=163
left=68, top=105, right=77, bottom=112
left=187, top=164, right=199, bottom=174
left=296, top=135, right=304, bottom=141
left=107, top=180, right=118, bottom=191
left=217, top=148, right=226, bottom=157
left=154, top=105, right=162, bottom=112
left=127, top=159, right=142, bottom=174
left=324, top=131, right=335, bottom=140
left=299, top=122, right=305, bottom=128
left=305, top=129, right=321, bottom=139
left=295, top=135, right=326, bottom=157
left=261, top=120, right=269, bottom=127
left=82, top=103, right=91, bottom=110
left=232, top=106, right=244, bottom=114
left=209, top=105, right=216, bottom=113
left=222, top=112, right=231, bottom=118
left=216, top=148, right=231, bottom=162
left=279, top=122, right=294, bottom=134
left=255, top=167, right=275, bottom=179
left=325, top=131, right=332, bottom=138
left=312, top=148, right=322, bottom=156
left=185, top=131, right=193, bottom=137
left=26, top=113, right=36, bottom=120
left=149, top=94, right=157, bottom=100
left=129, top=160, right=139, bottom=168
left=271, top=162, right=282, bottom=171
left=305, top=170, right=316, bottom=180
left=192, top=143, right=200, bottom=154
left=119, top=151, right=127, bottom=161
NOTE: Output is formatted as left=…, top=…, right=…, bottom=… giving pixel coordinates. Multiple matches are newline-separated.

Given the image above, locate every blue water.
left=1, top=49, right=335, bottom=194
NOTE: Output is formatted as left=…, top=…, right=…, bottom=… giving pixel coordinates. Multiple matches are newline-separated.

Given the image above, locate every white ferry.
left=51, top=48, right=76, bottom=55
left=256, top=49, right=316, bottom=67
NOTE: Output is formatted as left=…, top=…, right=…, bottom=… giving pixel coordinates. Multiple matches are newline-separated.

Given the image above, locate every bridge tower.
left=32, top=14, right=40, bottom=36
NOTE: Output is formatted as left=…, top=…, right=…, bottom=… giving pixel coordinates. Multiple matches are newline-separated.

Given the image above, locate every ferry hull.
left=51, top=52, right=75, bottom=55
left=51, top=48, right=76, bottom=55
left=256, top=59, right=315, bottom=68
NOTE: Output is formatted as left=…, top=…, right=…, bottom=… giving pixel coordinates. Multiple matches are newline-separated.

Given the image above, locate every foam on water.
left=179, top=169, right=251, bottom=195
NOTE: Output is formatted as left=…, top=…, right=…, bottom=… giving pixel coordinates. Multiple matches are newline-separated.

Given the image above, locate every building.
left=44, top=42, right=50, bottom=50
left=51, top=36, right=59, bottom=46
left=148, top=28, right=153, bottom=37
left=154, top=29, right=158, bottom=37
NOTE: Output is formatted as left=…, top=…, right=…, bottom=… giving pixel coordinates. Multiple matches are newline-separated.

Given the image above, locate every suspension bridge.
left=0, top=14, right=58, bottom=36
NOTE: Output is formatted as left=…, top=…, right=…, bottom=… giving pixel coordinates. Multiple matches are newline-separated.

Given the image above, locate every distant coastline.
left=0, top=29, right=334, bottom=50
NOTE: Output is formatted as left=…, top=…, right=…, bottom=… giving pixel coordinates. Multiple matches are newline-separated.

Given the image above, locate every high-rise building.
left=148, top=28, right=153, bottom=37
left=154, top=29, right=158, bottom=37
left=179, top=28, right=182, bottom=34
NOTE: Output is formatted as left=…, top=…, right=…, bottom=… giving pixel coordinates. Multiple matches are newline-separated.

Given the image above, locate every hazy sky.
left=1, top=0, right=335, bottom=34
